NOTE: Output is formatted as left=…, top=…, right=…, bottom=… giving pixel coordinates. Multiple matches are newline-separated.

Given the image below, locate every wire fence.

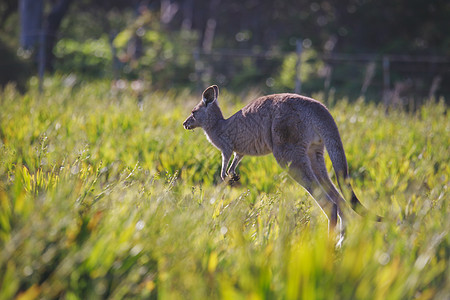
left=193, top=45, right=450, bottom=108
left=3, top=33, right=450, bottom=108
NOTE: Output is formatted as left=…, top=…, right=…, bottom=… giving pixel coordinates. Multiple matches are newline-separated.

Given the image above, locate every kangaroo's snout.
left=182, top=119, right=190, bottom=130
left=183, top=121, right=191, bottom=130
left=183, top=116, right=196, bottom=130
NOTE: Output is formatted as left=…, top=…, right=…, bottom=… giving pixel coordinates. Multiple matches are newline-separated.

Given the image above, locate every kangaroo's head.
left=183, top=85, right=223, bottom=130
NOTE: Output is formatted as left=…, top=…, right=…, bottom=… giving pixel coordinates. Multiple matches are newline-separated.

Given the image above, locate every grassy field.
left=0, top=78, right=449, bottom=299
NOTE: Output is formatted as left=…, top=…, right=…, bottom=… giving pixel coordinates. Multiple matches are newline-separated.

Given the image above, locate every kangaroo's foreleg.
left=220, top=150, right=232, bottom=181
left=228, top=153, right=244, bottom=181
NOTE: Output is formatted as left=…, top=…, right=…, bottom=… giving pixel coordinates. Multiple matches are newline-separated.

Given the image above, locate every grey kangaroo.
left=183, top=85, right=380, bottom=238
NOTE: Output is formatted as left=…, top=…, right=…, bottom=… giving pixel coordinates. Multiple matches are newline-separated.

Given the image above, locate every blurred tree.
left=43, top=0, right=73, bottom=71
left=19, top=0, right=43, bottom=50
left=5, top=0, right=449, bottom=96
left=19, top=0, right=73, bottom=71
left=16, top=0, right=450, bottom=70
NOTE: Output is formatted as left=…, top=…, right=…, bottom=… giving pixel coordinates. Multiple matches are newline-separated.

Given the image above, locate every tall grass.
left=0, top=78, right=449, bottom=299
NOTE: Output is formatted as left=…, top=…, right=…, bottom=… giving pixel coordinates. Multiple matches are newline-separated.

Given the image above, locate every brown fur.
left=183, top=85, right=378, bottom=240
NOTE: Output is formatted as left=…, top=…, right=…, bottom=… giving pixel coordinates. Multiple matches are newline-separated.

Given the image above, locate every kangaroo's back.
left=231, top=94, right=320, bottom=154
left=232, top=93, right=350, bottom=177
left=226, top=95, right=276, bottom=156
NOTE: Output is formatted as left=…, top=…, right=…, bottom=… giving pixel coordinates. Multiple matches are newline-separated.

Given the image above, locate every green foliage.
left=54, top=10, right=196, bottom=87
left=0, top=79, right=449, bottom=299
left=54, top=35, right=113, bottom=78
left=111, top=10, right=196, bottom=87
left=273, top=49, right=324, bottom=93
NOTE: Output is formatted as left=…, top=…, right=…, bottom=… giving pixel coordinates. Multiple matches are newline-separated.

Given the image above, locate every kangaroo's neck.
left=202, top=103, right=225, bottom=132
left=202, top=104, right=234, bottom=150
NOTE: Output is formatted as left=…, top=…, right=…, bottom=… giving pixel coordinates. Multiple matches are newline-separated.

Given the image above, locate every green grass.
left=0, top=78, right=449, bottom=299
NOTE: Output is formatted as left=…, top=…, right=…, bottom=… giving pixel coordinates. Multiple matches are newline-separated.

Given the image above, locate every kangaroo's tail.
left=314, top=104, right=382, bottom=222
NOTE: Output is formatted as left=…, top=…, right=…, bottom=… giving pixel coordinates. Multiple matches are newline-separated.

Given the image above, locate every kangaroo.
left=183, top=85, right=380, bottom=239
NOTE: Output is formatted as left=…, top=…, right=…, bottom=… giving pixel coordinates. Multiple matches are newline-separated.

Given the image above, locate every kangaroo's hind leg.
left=308, top=146, right=347, bottom=243
left=273, top=145, right=336, bottom=230
left=309, top=151, right=339, bottom=232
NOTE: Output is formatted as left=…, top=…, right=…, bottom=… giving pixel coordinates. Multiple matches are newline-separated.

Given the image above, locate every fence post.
left=324, top=64, right=332, bottom=103
left=382, top=55, right=391, bottom=108
left=360, top=61, right=376, bottom=98
left=193, top=49, right=202, bottom=91
left=38, top=29, right=46, bottom=93
left=295, top=39, right=302, bottom=94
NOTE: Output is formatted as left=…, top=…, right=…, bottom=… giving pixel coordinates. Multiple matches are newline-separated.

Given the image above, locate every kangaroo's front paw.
left=230, top=173, right=240, bottom=182
left=225, top=173, right=241, bottom=187
left=223, top=173, right=241, bottom=187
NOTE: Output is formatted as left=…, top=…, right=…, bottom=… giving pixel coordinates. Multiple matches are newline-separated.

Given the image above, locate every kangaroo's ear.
left=202, top=85, right=218, bottom=106
left=212, top=85, right=219, bottom=98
